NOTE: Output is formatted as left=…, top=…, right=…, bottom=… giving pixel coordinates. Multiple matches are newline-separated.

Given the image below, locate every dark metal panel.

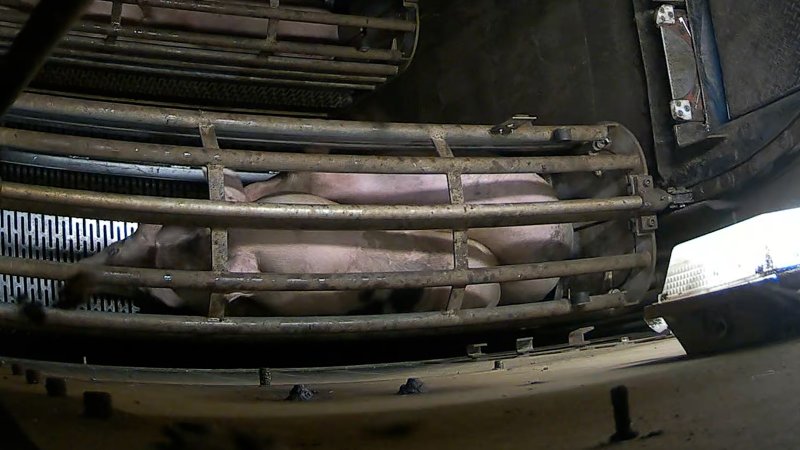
left=710, top=0, right=800, bottom=117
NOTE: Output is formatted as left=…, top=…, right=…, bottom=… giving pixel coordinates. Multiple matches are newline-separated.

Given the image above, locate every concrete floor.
left=2, top=335, right=800, bottom=449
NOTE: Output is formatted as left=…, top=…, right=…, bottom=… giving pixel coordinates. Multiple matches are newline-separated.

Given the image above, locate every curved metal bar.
left=8, top=94, right=610, bottom=149
left=0, top=127, right=641, bottom=174
left=129, top=0, right=417, bottom=32
left=0, top=182, right=645, bottom=229
left=0, top=294, right=629, bottom=340
left=0, top=253, right=649, bottom=291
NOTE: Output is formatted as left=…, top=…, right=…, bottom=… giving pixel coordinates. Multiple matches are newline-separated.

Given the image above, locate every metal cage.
left=0, top=92, right=664, bottom=341
left=0, top=0, right=419, bottom=111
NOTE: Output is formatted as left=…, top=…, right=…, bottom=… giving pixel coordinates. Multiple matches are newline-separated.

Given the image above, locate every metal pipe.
left=8, top=94, right=610, bottom=149
left=0, top=182, right=645, bottom=229
left=126, top=0, right=417, bottom=32
left=0, top=128, right=641, bottom=174
left=0, top=253, right=649, bottom=291
left=0, top=0, right=92, bottom=115
left=0, top=293, right=630, bottom=339
left=29, top=46, right=389, bottom=84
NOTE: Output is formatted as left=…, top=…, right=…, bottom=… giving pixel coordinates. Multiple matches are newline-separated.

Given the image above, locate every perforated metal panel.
left=0, top=210, right=140, bottom=312
left=0, top=162, right=207, bottom=312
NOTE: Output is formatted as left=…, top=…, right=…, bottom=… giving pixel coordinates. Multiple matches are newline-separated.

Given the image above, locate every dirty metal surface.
left=4, top=336, right=800, bottom=449
left=710, top=0, right=800, bottom=117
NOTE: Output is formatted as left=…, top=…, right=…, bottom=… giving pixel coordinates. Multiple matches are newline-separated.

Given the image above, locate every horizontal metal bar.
left=8, top=94, right=610, bottom=149
left=0, top=293, right=630, bottom=339
left=0, top=148, right=278, bottom=184
left=0, top=182, right=645, bottom=229
left=0, top=253, right=649, bottom=291
left=35, top=46, right=388, bottom=84
left=0, top=23, right=401, bottom=77
left=127, top=0, right=417, bottom=32
left=0, top=128, right=641, bottom=174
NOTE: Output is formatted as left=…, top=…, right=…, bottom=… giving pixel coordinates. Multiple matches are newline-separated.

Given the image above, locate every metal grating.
left=0, top=162, right=206, bottom=312
left=0, top=210, right=139, bottom=312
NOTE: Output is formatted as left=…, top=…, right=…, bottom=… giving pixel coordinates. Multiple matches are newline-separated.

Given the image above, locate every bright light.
left=662, top=207, right=800, bottom=301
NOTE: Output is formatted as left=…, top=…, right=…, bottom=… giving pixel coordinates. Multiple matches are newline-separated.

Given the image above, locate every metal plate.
left=710, top=0, right=800, bottom=117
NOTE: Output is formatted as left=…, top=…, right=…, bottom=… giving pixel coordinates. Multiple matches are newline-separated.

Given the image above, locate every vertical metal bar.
left=106, top=0, right=123, bottom=44
left=261, top=0, right=280, bottom=56
left=0, top=0, right=93, bottom=116
left=199, top=123, right=228, bottom=319
left=432, top=133, right=469, bottom=311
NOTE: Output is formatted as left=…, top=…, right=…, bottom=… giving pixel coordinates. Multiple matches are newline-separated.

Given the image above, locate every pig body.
left=224, top=193, right=501, bottom=316
left=77, top=190, right=501, bottom=316
left=244, top=172, right=574, bottom=304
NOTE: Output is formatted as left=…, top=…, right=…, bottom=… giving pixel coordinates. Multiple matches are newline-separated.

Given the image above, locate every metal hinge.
left=489, top=114, right=537, bottom=135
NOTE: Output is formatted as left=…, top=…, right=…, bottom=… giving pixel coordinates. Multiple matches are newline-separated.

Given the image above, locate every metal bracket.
left=199, top=124, right=228, bottom=320
left=515, top=337, right=534, bottom=355
left=466, top=343, right=488, bottom=359
left=105, top=0, right=123, bottom=44
left=568, top=326, right=595, bottom=347
left=489, top=114, right=537, bottom=136
left=667, top=186, right=695, bottom=209
left=655, top=4, right=676, bottom=25
left=628, top=174, right=671, bottom=212
left=670, top=99, right=693, bottom=122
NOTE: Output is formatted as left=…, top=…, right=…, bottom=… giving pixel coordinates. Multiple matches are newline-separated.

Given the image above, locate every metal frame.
left=0, top=93, right=662, bottom=338
left=0, top=0, right=419, bottom=93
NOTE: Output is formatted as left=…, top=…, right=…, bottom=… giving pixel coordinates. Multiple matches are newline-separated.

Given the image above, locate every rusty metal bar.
left=0, top=7, right=403, bottom=62
left=199, top=124, right=228, bottom=319
left=105, top=0, right=122, bottom=44
left=7, top=94, right=611, bottom=149
left=0, top=0, right=92, bottom=115
left=0, top=128, right=641, bottom=174
left=0, top=253, right=650, bottom=292
left=125, top=0, right=417, bottom=32
left=432, top=133, right=469, bottom=311
left=0, top=182, right=646, bottom=230
left=25, top=47, right=388, bottom=84
left=0, top=293, right=630, bottom=339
